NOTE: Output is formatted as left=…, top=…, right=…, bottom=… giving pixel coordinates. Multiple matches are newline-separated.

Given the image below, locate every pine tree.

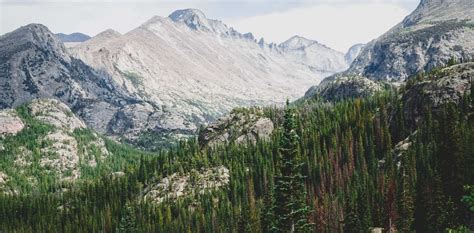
left=396, top=153, right=414, bottom=232
left=117, top=202, right=137, bottom=233
left=261, top=185, right=276, bottom=232
left=273, top=101, right=311, bottom=232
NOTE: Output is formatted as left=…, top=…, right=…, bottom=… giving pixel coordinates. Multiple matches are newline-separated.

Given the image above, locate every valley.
left=0, top=0, right=473, bottom=232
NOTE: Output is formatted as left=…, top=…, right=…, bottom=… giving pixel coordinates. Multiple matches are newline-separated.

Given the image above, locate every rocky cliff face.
left=304, top=76, right=384, bottom=101
left=0, top=24, right=161, bottom=139
left=305, top=0, right=474, bottom=100
left=348, top=0, right=474, bottom=82
left=0, top=109, right=24, bottom=137
left=399, top=62, right=473, bottom=130
left=142, top=166, right=230, bottom=204
left=344, top=43, right=365, bottom=65
left=198, top=108, right=274, bottom=147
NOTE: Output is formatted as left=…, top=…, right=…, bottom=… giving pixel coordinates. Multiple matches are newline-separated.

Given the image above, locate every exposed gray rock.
left=400, top=62, right=473, bottom=129
left=69, top=9, right=346, bottom=140
left=2, top=99, right=111, bottom=189
left=29, top=98, right=86, bottom=131
left=39, top=130, right=81, bottom=181
left=305, top=75, right=384, bottom=101
left=142, top=166, right=230, bottom=204
left=198, top=109, right=274, bottom=147
left=345, top=43, right=365, bottom=65
left=347, top=0, right=474, bottom=82
left=305, top=0, right=474, bottom=101
left=0, top=109, right=24, bottom=136
left=0, top=24, right=161, bottom=140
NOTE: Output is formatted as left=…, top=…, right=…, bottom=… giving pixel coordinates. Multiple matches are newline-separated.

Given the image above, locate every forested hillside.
left=0, top=63, right=472, bottom=232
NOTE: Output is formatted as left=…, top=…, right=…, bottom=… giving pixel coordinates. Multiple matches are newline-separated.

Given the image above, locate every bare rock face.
left=345, top=44, right=365, bottom=65
left=348, top=0, right=474, bottom=82
left=0, top=24, right=161, bottom=140
left=29, top=99, right=86, bottom=131
left=69, top=9, right=347, bottom=137
left=400, top=62, right=473, bottom=130
left=1, top=99, right=111, bottom=192
left=0, top=109, right=24, bottom=136
left=305, top=75, right=384, bottom=101
left=142, top=166, right=230, bottom=204
left=305, top=0, right=474, bottom=101
left=39, top=130, right=81, bottom=181
left=198, top=109, right=274, bottom=147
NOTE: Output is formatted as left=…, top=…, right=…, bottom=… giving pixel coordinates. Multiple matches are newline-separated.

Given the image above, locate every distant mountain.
left=55, top=32, right=91, bottom=43
left=278, top=35, right=348, bottom=73
left=70, top=8, right=348, bottom=137
left=0, top=24, right=161, bottom=138
left=306, top=0, right=474, bottom=100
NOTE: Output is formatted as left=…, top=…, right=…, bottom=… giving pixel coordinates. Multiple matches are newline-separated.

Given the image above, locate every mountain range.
left=0, top=0, right=473, bottom=231
left=0, top=9, right=359, bottom=144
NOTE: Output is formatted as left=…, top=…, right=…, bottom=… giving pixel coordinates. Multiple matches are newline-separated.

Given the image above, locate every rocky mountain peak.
left=279, top=35, right=317, bottom=50
left=402, top=0, right=474, bottom=27
left=93, top=29, right=121, bottom=41
left=0, top=23, right=69, bottom=60
left=168, top=8, right=213, bottom=31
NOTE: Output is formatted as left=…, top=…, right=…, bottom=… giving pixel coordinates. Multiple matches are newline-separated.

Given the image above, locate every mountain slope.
left=306, top=0, right=474, bottom=100
left=0, top=24, right=161, bottom=138
left=0, top=99, right=106, bottom=193
left=278, top=35, right=347, bottom=73
left=344, top=43, right=365, bottom=65
left=70, top=9, right=348, bottom=135
left=348, top=0, right=474, bottom=82
left=2, top=62, right=471, bottom=232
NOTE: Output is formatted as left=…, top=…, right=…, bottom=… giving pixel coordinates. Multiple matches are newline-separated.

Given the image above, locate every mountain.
left=0, top=99, right=105, bottom=193
left=0, top=24, right=161, bottom=139
left=55, top=32, right=91, bottom=43
left=278, top=35, right=348, bottom=73
left=397, top=62, right=473, bottom=130
left=348, top=0, right=474, bottom=82
left=306, top=0, right=474, bottom=100
left=3, top=61, right=471, bottom=231
left=0, top=98, right=154, bottom=194
left=69, top=9, right=348, bottom=137
left=344, top=43, right=365, bottom=65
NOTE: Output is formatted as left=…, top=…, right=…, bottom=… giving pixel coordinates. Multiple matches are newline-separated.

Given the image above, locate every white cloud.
left=227, top=2, right=413, bottom=52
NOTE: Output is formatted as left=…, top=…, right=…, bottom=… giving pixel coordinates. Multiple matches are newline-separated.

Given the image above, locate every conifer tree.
left=273, top=101, right=311, bottom=232
left=117, top=202, right=137, bottom=233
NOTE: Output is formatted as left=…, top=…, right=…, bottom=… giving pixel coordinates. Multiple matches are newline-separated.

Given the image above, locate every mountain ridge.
left=68, top=9, right=349, bottom=139
left=0, top=23, right=163, bottom=139
left=305, top=0, right=474, bottom=101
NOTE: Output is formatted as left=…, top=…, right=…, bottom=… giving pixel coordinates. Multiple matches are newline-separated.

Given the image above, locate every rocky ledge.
left=198, top=108, right=274, bottom=147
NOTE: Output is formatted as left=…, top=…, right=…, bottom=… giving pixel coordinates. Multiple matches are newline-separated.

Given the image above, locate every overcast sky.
left=0, top=0, right=420, bottom=52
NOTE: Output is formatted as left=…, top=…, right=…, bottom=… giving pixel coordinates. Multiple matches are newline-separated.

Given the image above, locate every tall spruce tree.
left=117, top=202, right=137, bottom=233
left=273, top=101, right=311, bottom=232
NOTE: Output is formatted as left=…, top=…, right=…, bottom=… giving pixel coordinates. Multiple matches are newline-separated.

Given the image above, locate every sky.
left=0, top=0, right=420, bottom=52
